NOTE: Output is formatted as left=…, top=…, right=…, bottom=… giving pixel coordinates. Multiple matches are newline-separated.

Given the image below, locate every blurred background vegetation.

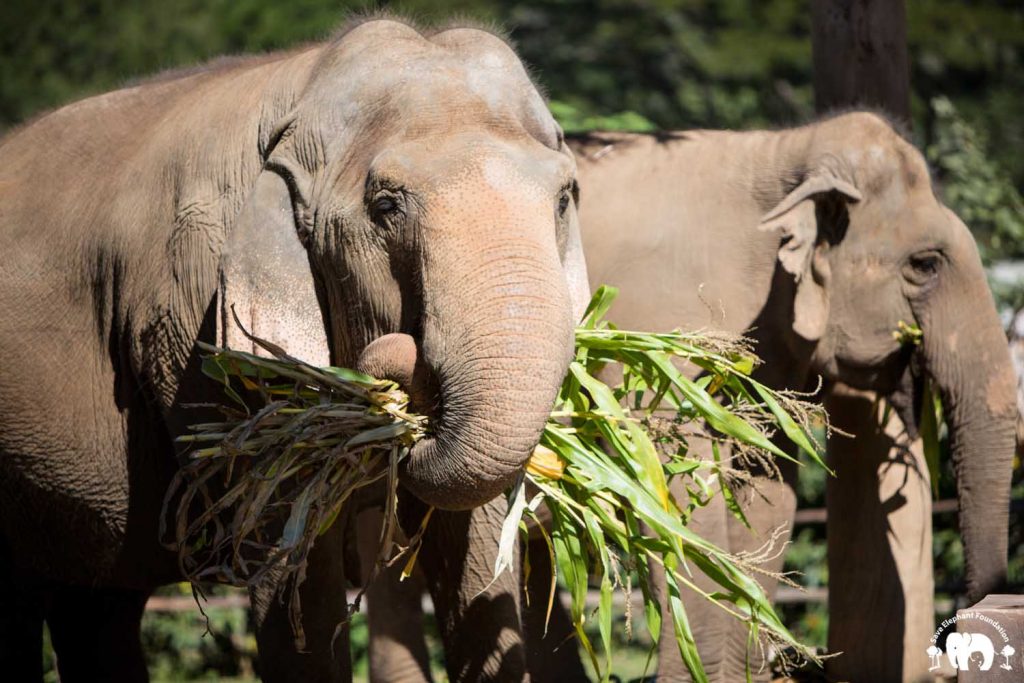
left=2, top=0, right=1022, bottom=266
left=3, top=0, right=1020, bottom=680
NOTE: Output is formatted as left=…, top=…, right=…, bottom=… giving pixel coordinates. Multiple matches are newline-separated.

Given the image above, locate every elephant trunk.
left=410, top=248, right=574, bottom=510
left=918, top=257, right=1016, bottom=601
left=359, top=234, right=576, bottom=511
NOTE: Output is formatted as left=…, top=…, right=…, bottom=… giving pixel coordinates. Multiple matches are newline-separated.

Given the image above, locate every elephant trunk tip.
left=356, top=331, right=546, bottom=511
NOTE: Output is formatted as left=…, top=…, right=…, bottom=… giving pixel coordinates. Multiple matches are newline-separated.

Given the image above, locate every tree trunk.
left=811, top=0, right=912, bottom=122
left=812, top=3, right=932, bottom=680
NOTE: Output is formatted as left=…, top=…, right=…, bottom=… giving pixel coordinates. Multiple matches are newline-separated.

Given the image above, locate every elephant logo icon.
left=945, top=632, right=996, bottom=671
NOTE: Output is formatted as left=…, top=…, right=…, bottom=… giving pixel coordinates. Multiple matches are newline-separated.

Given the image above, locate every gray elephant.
left=562, top=113, right=1016, bottom=682
left=362, top=111, right=1016, bottom=683
left=0, top=17, right=589, bottom=683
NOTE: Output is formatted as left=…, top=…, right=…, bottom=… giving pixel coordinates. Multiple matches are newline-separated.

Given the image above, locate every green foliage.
left=141, top=586, right=255, bottom=682
left=506, top=0, right=814, bottom=130
left=176, top=285, right=826, bottom=680
left=908, top=2, right=1024, bottom=190
left=927, top=96, right=1024, bottom=262
left=519, top=286, right=825, bottom=681
left=549, top=100, right=655, bottom=133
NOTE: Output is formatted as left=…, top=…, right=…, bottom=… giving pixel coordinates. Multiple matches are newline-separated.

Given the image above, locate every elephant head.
left=759, top=112, right=1016, bottom=600
left=219, top=20, right=589, bottom=511
left=945, top=632, right=995, bottom=671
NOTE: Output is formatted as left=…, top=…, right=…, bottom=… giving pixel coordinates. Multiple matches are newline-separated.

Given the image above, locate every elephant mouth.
left=356, top=333, right=441, bottom=420
left=398, top=356, right=442, bottom=422
left=832, top=344, right=916, bottom=397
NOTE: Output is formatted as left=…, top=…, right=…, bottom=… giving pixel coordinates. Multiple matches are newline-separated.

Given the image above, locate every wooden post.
left=811, top=2, right=929, bottom=679
left=955, top=595, right=1024, bottom=682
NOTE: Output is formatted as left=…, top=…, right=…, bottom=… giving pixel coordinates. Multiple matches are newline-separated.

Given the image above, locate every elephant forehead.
left=314, top=26, right=553, bottom=145
left=374, top=137, right=569, bottom=196
left=426, top=154, right=555, bottom=217
left=379, top=70, right=548, bottom=145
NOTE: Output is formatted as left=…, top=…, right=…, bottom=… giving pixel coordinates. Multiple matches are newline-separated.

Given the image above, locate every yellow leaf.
left=527, top=444, right=565, bottom=480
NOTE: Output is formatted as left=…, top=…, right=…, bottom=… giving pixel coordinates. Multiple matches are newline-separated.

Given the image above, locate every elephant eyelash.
left=372, top=195, right=399, bottom=215
left=367, top=189, right=406, bottom=225
left=557, top=192, right=570, bottom=217
left=909, top=251, right=943, bottom=274
left=903, top=250, right=945, bottom=290
left=557, top=182, right=577, bottom=217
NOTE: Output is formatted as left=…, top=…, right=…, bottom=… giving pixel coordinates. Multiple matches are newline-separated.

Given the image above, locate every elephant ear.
left=758, top=172, right=862, bottom=341
left=218, top=170, right=330, bottom=366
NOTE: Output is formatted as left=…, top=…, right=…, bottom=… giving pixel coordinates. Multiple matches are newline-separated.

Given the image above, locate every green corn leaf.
left=750, top=382, right=828, bottom=470
left=581, top=284, right=619, bottom=329
left=919, top=378, right=944, bottom=498
left=664, top=570, right=709, bottom=683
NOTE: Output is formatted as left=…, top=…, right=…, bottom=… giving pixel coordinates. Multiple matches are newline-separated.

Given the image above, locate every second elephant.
left=558, top=111, right=1015, bottom=682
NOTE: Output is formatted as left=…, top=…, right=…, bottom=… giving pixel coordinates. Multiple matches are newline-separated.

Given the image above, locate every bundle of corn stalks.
left=161, top=338, right=427, bottom=646
left=164, top=286, right=827, bottom=680
left=506, top=287, right=826, bottom=681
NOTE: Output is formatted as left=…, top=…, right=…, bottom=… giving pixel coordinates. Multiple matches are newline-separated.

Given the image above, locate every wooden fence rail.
left=144, top=498, right=1021, bottom=613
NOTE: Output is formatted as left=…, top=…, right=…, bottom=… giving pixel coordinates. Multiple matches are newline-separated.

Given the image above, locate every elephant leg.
left=720, top=472, right=797, bottom=683
left=46, top=584, right=150, bottom=683
left=522, top=534, right=589, bottom=682
left=357, top=506, right=434, bottom=683
left=655, top=444, right=797, bottom=683
left=825, top=385, right=934, bottom=683
left=0, top=542, right=46, bottom=682
left=250, top=519, right=353, bottom=683
left=403, top=494, right=527, bottom=683
left=653, top=476, right=732, bottom=683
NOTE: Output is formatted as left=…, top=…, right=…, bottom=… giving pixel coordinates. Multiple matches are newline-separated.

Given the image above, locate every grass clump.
left=165, top=286, right=827, bottom=680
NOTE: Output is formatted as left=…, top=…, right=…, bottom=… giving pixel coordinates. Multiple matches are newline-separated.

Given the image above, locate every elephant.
left=0, top=16, right=590, bottom=683
left=362, top=111, right=1016, bottom=683
left=945, top=632, right=995, bottom=671
left=559, top=113, right=1016, bottom=682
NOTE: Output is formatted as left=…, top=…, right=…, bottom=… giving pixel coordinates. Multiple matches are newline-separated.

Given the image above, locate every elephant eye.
left=904, top=250, right=943, bottom=286
left=557, top=188, right=572, bottom=218
left=910, top=253, right=940, bottom=274
left=369, top=193, right=403, bottom=224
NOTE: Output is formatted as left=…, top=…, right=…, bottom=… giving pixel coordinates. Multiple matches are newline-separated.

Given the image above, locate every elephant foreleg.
left=46, top=584, right=150, bottom=683
left=403, top=494, right=528, bottom=683
left=358, top=506, right=434, bottom=683
left=824, top=385, right=934, bottom=683
left=250, top=519, right=353, bottom=683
